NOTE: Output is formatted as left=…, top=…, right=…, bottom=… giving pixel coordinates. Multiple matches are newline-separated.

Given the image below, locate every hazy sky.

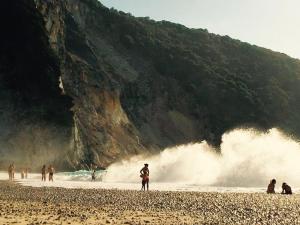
left=100, top=0, right=300, bottom=59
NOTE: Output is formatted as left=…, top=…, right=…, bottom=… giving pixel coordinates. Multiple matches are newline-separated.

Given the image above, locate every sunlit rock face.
left=1, top=0, right=300, bottom=170
left=35, top=0, right=148, bottom=168
left=34, top=0, right=207, bottom=168
left=35, top=0, right=300, bottom=169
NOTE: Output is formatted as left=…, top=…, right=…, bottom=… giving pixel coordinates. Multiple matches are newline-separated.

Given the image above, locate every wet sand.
left=0, top=181, right=299, bottom=224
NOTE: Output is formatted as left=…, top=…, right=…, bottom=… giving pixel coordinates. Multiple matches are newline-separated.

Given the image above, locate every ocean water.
left=1, top=128, right=300, bottom=193
left=0, top=171, right=298, bottom=193
left=0, top=171, right=262, bottom=192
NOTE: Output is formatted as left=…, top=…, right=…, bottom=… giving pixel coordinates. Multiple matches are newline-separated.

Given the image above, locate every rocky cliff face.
left=1, top=0, right=300, bottom=170
left=35, top=0, right=214, bottom=168
left=0, top=0, right=73, bottom=170
left=35, top=0, right=149, bottom=168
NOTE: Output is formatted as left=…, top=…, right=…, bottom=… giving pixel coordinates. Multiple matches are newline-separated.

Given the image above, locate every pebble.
left=0, top=182, right=300, bottom=224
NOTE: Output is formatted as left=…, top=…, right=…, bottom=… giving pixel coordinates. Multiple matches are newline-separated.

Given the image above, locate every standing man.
left=91, top=170, right=96, bottom=181
left=25, top=168, right=29, bottom=179
left=42, top=165, right=47, bottom=181
left=140, top=163, right=150, bottom=191
left=11, top=163, right=15, bottom=180
left=48, top=165, right=55, bottom=182
left=8, top=164, right=12, bottom=181
left=21, top=169, right=25, bottom=179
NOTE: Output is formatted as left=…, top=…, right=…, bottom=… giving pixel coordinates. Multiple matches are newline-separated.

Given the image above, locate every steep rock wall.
left=1, top=0, right=300, bottom=169
left=0, top=0, right=73, bottom=170
left=36, top=0, right=148, bottom=168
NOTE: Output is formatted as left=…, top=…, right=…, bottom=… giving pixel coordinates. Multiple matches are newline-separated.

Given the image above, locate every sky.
left=100, top=0, right=300, bottom=59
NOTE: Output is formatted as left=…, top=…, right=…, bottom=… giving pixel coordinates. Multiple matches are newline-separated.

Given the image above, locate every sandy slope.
left=0, top=181, right=299, bottom=224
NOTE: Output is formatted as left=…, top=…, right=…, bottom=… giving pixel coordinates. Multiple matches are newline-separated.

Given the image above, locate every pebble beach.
left=0, top=181, right=299, bottom=225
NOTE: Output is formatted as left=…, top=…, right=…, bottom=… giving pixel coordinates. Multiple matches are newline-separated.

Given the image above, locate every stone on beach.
left=0, top=181, right=299, bottom=224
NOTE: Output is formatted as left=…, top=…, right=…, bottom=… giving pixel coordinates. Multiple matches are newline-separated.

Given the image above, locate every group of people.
left=139, top=166, right=294, bottom=194
left=89, top=163, right=150, bottom=191
left=267, top=179, right=292, bottom=194
left=8, top=164, right=55, bottom=182
left=8, top=164, right=29, bottom=181
left=41, top=165, right=55, bottom=181
left=9, top=162, right=295, bottom=195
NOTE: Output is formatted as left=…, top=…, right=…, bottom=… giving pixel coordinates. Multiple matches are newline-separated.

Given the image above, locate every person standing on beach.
left=267, top=179, right=276, bottom=194
left=21, top=169, right=25, bottom=179
left=42, top=165, right=47, bottom=181
left=140, top=163, right=149, bottom=191
left=11, top=163, right=15, bottom=180
left=91, top=170, right=96, bottom=181
left=25, top=168, right=29, bottom=179
left=8, top=164, right=12, bottom=181
left=48, top=165, right=55, bottom=182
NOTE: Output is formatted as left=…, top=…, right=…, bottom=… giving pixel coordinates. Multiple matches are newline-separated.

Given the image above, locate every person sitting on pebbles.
left=267, top=179, right=276, bottom=194
left=140, top=163, right=150, bottom=191
left=281, top=182, right=292, bottom=195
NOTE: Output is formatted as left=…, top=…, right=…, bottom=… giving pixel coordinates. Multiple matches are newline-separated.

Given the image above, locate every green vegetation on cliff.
left=0, top=0, right=300, bottom=169
left=88, top=0, right=300, bottom=144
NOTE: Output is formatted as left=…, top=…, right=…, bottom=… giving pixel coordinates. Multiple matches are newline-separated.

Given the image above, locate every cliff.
left=0, top=0, right=300, bottom=169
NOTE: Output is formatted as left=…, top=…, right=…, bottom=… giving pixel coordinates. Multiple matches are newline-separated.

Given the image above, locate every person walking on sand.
left=42, top=165, right=47, bottom=181
left=267, top=179, right=276, bottom=194
left=48, top=165, right=55, bottom=182
left=140, top=163, right=149, bottom=191
left=281, top=182, right=292, bottom=195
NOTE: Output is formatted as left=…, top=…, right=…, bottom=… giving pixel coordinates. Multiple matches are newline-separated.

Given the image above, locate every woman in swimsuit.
left=140, top=164, right=149, bottom=191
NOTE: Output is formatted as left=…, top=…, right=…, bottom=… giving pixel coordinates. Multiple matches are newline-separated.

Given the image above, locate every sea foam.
left=2, top=128, right=300, bottom=193
left=103, top=128, right=300, bottom=187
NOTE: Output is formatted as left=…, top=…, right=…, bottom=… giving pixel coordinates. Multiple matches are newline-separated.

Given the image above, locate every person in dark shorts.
left=42, top=165, right=47, bottom=181
left=140, top=163, right=149, bottom=191
left=267, top=179, right=276, bottom=194
left=25, top=168, right=29, bottom=179
left=281, top=183, right=292, bottom=195
left=21, top=169, right=25, bottom=179
left=8, top=164, right=12, bottom=181
left=48, top=165, right=55, bottom=182
left=11, top=163, right=15, bottom=180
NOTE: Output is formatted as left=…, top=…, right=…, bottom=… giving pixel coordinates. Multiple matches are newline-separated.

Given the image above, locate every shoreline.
left=0, top=171, right=271, bottom=193
left=1, top=171, right=298, bottom=194
left=1, top=181, right=300, bottom=224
